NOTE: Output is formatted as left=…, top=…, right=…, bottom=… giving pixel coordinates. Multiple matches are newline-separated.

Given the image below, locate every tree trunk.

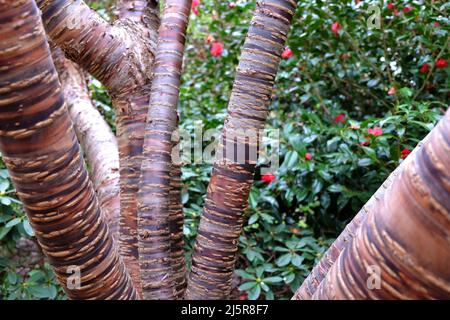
left=185, top=0, right=298, bottom=299
left=311, top=109, right=450, bottom=299
left=137, top=0, right=191, bottom=300
left=52, top=48, right=121, bottom=240
left=0, top=0, right=136, bottom=299
left=37, top=0, right=160, bottom=296
left=293, top=131, right=432, bottom=299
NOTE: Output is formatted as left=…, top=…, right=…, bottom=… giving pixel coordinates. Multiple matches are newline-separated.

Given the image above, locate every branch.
left=0, top=0, right=136, bottom=299
left=185, top=0, right=299, bottom=299
left=37, top=0, right=161, bottom=297
left=312, top=109, right=450, bottom=299
left=292, top=130, right=432, bottom=299
left=137, top=0, right=192, bottom=300
left=52, top=47, right=121, bottom=241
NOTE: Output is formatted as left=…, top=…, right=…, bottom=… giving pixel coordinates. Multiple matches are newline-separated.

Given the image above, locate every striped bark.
left=312, top=109, right=450, bottom=299
left=185, top=0, right=298, bottom=300
left=52, top=48, right=120, bottom=240
left=137, top=0, right=191, bottom=300
left=115, top=0, right=158, bottom=20
left=0, top=0, right=136, bottom=299
left=37, top=0, right=160, bottom=295
left=293, top=132, right=432, bottom=300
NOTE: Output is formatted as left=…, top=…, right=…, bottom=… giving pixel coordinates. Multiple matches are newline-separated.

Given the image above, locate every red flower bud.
left=387, top=3, right=395, bottom=10
left=334, top=114, right=346, bottom=123
left=419, top=63, right=430, bottom=73
left=331, top=22, right=342, bottom=36
left=305, top=153, right=313, bottom=161
left=261, top=173, right=276, bottom=183
left=281, top=47, right=294, bottom=59
left=436, top=58, right=448, bottom=69
left=210, top=42, right=223, bottom=57
left=401, top=148, right=411, bottom=159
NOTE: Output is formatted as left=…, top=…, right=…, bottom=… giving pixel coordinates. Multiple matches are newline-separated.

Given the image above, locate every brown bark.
left=52, top=48, right=120, bottom=240
left=185, top=0, right=298, bottom=299
left=311, top=109, right=450, bottom=299
left=115, top=0, right=159, bottom=20
left=0, top=0, right=136, bottom=299
left=37, top=0, right=160, bottom=296
left=137, top=0, right=191, bottom=300
left=293, top=132, right=432, bottom=300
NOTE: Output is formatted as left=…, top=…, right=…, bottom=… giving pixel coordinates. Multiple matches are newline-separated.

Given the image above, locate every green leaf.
left=248, top=285, right=261, bottom=300
left=5, top=217, right=21, bottom=228
left=276, top=253, right=292, bottom=267
left=235, top=269, right=255, bottom=280
left=238, top=281, right=257, bottom=291
left=23, top=220, right=34, bottom=236
left=263, top=276, right=283, bottom=284
left=357, top=158, right=373, bottom=167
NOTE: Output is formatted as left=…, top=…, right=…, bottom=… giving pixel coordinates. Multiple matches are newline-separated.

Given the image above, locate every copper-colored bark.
left=293, top=132, right=432, bottom=300
left=137, top=0, right=191, bottom=300
left=311, top=110, right=450, bottom=299
left=52, top=48, right=120, bottom=240
left=0, top=0, right=136, bottom=299
left=185, top=0, right=298, bottom=299
left=37, top=0, right=160, bottom=295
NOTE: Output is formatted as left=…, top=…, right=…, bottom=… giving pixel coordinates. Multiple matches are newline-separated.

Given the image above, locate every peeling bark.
left=185, top=0, right=298, bottom=300
left=292, top=132, right=432, bottom=300
left=137, top=0, right=191, bottom=300
left=0, top=0, right=136, bottom=299
left=311, top=110, right=450, bottom=299
left=37, top=0, right=160, bottom=295
left=52, top=48, right=120, bottom=240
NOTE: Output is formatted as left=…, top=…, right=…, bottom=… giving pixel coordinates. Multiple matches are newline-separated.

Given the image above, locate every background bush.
left=0, top=0, right=448, bottom=299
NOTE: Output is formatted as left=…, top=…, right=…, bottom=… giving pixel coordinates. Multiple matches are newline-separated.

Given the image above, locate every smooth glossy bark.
left=186, top=0, right=298, bottom=299
left=312, top=110, right=450, bottom=299
left=52, top=48, right=120, bottom=240
left=0, top=0, right=136, bottom=299
left=137, top=0, right=191, bottom=300
left=37, top=0, right=160, bottom=295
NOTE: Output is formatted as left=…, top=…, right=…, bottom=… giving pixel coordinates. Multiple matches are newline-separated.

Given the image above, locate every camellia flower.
left=387, top=3, right=395, bottom=10
left=367, top=127, right=383, bottom=137
left=305, top=153, right=313, bottom=161
left=210, top=42, right=223, bottom=57
left=261, top=173, right=276, bottom=183
left=402, top=7, right=412, bottom=13
left=281, top=47, right=294, bottom=59
left=401, top=148, right=412, bottom=159
left=419, top=63, right=430, bottom=73
left=331, top=22, right=342, bottom=36
left=436, top=58, right=448, bottom=69
left=388, top=86, right=397, bottom=95
left=191, top=0, right=200, bottom=16
left=334, top=114, right=345, bottom=123
left=434, top=21, right=440, bottom=27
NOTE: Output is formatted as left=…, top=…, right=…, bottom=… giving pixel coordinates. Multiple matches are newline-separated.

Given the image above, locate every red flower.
left=367, top=127, right=383, bottom=137
left=434, top=21, right=440, bottom=27
left=281, top=47, right=294, bottom=59
left=305, top=153, right=313, bottom=161
left=419, top=63, right=430, bottom=73
left=401, top=148, right=411, bottom=159
left=388, top=86, right=397, bottom=95
left=402, top=7, right=412, bottom=13
left=436, top=58, right=448, bottom=69
left=331, top=22, right=341, bottom=36
left=261, top=173, right=276, bottom=184
left=360, top=141, right=370, bottom=146
left=210, top=42, right=223, bottom=57
left=229, top=2, right=236, bottom=8
left=334, top=114, right=346, bottom=123
left=387, top=3, right=395, bottom=10
left=239, top=293, right=248, bottom=300
left=192, top=0, right=200, bottom=16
